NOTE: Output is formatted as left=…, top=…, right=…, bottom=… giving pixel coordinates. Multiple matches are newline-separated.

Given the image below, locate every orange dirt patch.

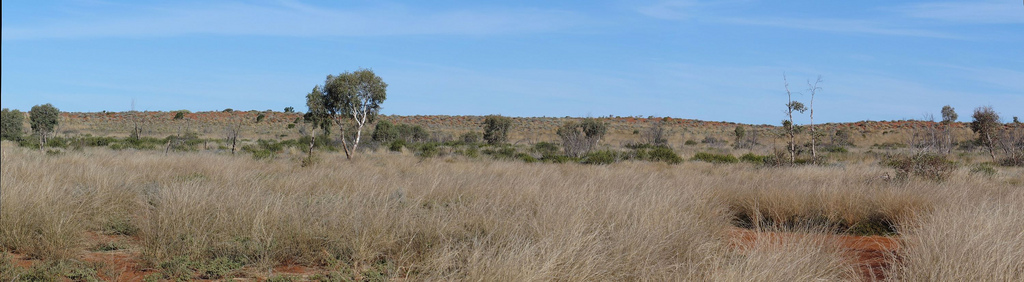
left=80, top=250, right=156, bottom=281
left=730, top=228, right=899, bottom=281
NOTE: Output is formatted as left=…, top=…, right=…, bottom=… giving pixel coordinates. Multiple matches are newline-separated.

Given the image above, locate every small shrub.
left=173, top=111, right=185, bottom=120
left=196, top=257, right=243, bottom=279
left=287, top=123, right=296, bottom=129
left=701, top=136, right=726, bottom=145
left=739, top=153, right=769, bottom=163
left=541, top=155, right=576, bottom=163
left=256, top=113, right=266, bottom=123
left=582, top=150, right=618, bottom=165
left=460, top=131, right=483, bottom=144
left=482, top=115, right=512, bottom=145
left=883, top=153, right=956, bottom=181
left=999, top=155, right=1024, bottom=167
left=483, top=146, right=517, bottom=160
left=515, top=153, right=538, bottom=163
left=223, top=108, right=233, bottom=112
left=90, top=240, right=127, bottom=252
left=417, top=142, right=440, bottom=158
left=970, top=164, right=997, bottom=176
left=684, top=139, right=698, bottom=145
left=104, top=217, right=140, bottom=236
left=692, top=152, right=738, bottom=163
left=389, top=140, right=405, bottom=152
left=533, top=142, right=560, bottom=157
left=458, top=146, right=480, bottom=158
left=645, top=146, right=682, bottom=164
left=158, top=256, right=195, bottom=281
left=872, top=142, right=907, bottom=149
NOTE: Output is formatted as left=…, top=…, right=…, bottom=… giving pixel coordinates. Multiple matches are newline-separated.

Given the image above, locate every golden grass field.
left=2, top=112, right=1023, bottom=281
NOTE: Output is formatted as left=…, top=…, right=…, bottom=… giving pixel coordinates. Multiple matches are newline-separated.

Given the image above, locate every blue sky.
left=2, top=0, right=1021, bottom=124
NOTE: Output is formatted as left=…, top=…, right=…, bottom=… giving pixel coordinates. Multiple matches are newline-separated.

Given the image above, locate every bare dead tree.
left=225, top=115, right=242, bottom=155
left=806, top=76, right=822, bottom=164
left=783, top=74, right=807, bottom=164
left=641, top=120, right=668, bottom=146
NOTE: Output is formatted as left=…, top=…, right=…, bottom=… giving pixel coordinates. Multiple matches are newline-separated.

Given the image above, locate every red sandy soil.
left=6, top=230, right=897, bottom=281
left=730, top=228, right=899, bottom=281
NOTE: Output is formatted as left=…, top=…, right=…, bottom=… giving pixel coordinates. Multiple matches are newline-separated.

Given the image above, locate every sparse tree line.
left=3, top=69, right=1021, bottom=170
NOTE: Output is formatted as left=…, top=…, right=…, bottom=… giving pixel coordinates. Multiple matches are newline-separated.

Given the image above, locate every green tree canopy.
left=29, top=103, right=60, bottom=144
left=306, top=69, right=387, bottom=159
left=1, top=108, right=26, bottom=141
left=483, top=115, right=513, bottom=145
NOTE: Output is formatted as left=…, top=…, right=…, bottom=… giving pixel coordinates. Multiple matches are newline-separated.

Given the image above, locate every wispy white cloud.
left=716, top=17, right=963, bottom=39
left=2, top=2, right=586, bottom=40
left=896, top=0, right=1024, bottom=24
left=634, top=0, right=969, bottom=39
left=635, top=0, right=701, bottom=20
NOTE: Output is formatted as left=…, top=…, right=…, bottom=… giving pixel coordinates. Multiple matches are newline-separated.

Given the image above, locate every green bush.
left=541, top=155, right=576, bottom=163
left=256, top=113, right=266, bottom=123
left=417, top=142, right=440, bottom=158
left=636, top=146, right=682, bottom=164
left=739, top=153, right=768, bottom=163
left=583, top=150, right=618, bottom=165
left=460, top=131, right=483, bottom=144
left=684, top=140, right=698, bottom=145
left=515, top=153, right=538, bottom=163
left=483, top=115, right=512, bottom=145
left=196, top=257, right=243, bottom=279
left=970, top=164, right=997, bottom=176
left=389, top=139, right=406, bottom=152
left=692, top=152, right=739, bottom=163
left=884, top=153, right=956, bottom=181
left=483, top=146, right=517, bottom=159
left=459, top=146, right=480, bottom=158
left=533, top=141, right=560, bottom=157
left=872, top=142, right=907, bottom=149
left=1, top=108, right=25, bottom=141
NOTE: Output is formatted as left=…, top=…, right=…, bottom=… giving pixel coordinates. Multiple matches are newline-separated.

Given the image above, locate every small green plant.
left=389, top=139, right=406, bottom=152
left=417, top=142, right=440, bottom=158
left=90, top=240, right=127, bottom=252
left=692, top=152, right=739, bottom=163
left=884, top=153, right=956, bottom=181
left=460, top=146, right=480, bottom=158
left=583, top=150, right=618, bottom=165
left=173, top=111, right=185, bottom=120
left=532, top=141, right=560, bottom=157
left=196, top=257, right=243, bottom=279
left=460, top=131, right=483, bottom=144
left=515, top=152, right=538, bottom=163
left=158, top=256, right=195, bottom=281
left=684, top=139, right=698, bottom=145
left=739, top=153, right=768, bottom=163
left=970, top=164, right=997, bottom=176
left=643, top=146, right=682, bottom=164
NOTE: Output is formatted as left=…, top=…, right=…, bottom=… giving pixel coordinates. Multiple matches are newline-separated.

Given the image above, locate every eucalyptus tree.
left=306, top=69, right=387, bottom=160
left=30, top=103, right=60, bottom=149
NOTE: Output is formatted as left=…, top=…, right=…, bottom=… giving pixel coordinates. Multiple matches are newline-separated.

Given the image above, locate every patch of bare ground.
left=730, top=228, right=898, bottom=282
